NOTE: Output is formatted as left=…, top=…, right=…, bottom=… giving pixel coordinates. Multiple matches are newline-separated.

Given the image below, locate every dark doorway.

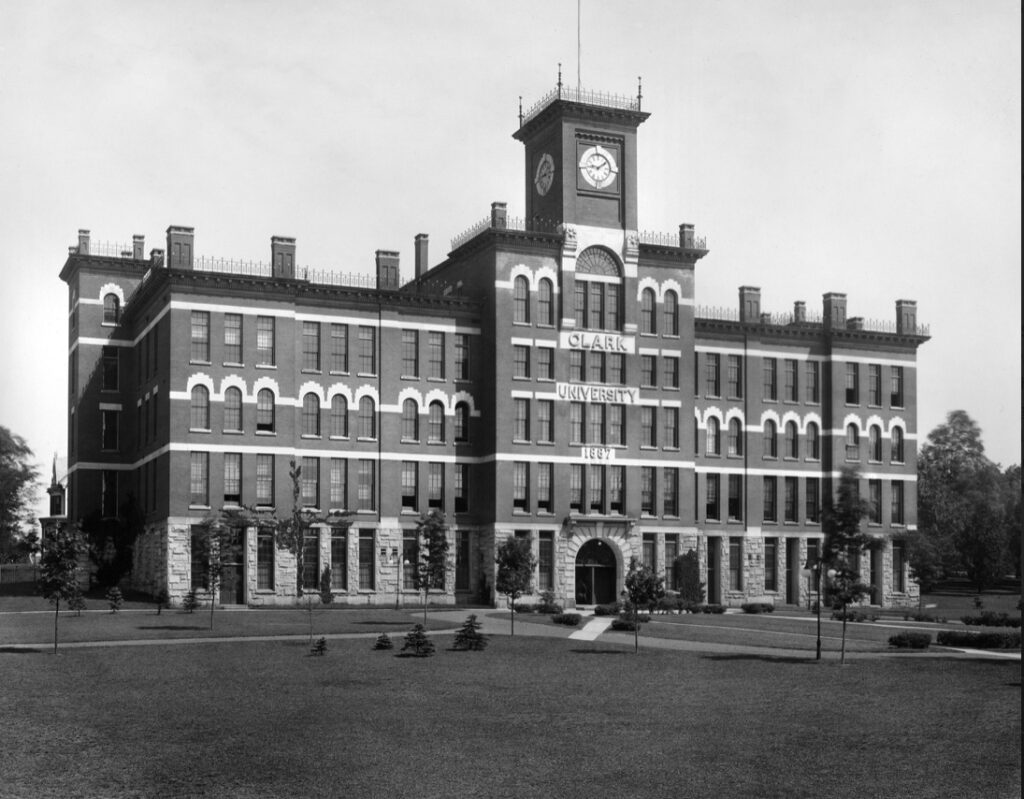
left=870, top=546, right=883, bottom=605
left=575, top=539, right=617, bottom=604
left=220, top=562, right=244, bottom=604
left=786, top=538, right=801, bottom=605
left=706, top=538, right=721, bottom=604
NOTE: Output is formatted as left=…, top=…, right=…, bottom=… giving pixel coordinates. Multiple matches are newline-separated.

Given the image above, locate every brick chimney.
left=823, top=292, right=847, bottom=329
left=896, top=300, right=917, bottom=335
left=491, top=202, right=507, bottom=229
left=132, top=234, right=145, bottom=260
left=375, top=250, right=400, bottom=290
left=793, top=301, right=806, bottom=323
left=77, top=229, right=90, bottom=255
left=150, top=249, right=165, bottom=268
left=166, top=226, right=194, bottom=269
left=415, top=233, right=429, bottom=280
left=679, top=223, right=695, bottom=248
left=739, top=286, right=761, bottom=323
left=271, top=236, right=296, bottom=279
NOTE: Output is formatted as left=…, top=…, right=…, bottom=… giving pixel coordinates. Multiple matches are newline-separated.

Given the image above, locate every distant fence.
left=0, top=563, right=39, bottom=593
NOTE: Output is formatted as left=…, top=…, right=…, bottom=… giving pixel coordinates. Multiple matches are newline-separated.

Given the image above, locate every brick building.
left=59, top=82, right=929, bottom=608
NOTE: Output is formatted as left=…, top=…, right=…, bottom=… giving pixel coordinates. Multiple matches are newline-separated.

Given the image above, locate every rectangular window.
left=806, top=477, right=820, bottom=523
left=663, top=407, right=679, bottom=449
left=513, top=345, right=530, bottom=378
left=257, top=528, right=274, bottom=590
left=588, top=465, right=605, bottom=514
left=607, top=353, right=624, bottom=385
left=642, top=533, right=656, bottom=569
left=330, top=528, right=347, bottom=590
left=358, top=326, right=376, bottom=375
left=256, top=316, right=275, bottom=366
left=101, top=469, right=118, bottom=517
left=588, top=403, right=605, bottom=445
left=538, top=531, right=554, bottom=591
left=224, top=313, right=242, bottom=364
left=401, top=461, right=418, bottom=511
left=513, top=462, right=529, bottom=511
left=607, top=404, right=624, bottom=446
left=570, top=464, right=584, bottom=512
left=868, top=364, right=882, bottom=406
left=784, top=477, right=798, bottom=522
left=574, top=283, right=586, bottom=328
left=664, top=356, right=679, bottom=389
left=890, top=366, right=904, bottom=407
left=641, top=467, right=655, bottom=515
left=191, top=311, right=210, bottom=362
left=764, top=538, right=778, bottom=592
left=727, top=355, right=743, bottom=398
left=358, top=530, right=375, bottom=590
left=454, top=333, right=470, bottom=380
left=705, top=353, right=721, bottom=396
left=330, top=323, right=349, bottom=372
left=330, top=458, right=347, bottom=508
left=537, top=347, right=554, bottom=380
left=728, top=474, right=743, bottom=521
left=589, top=282, right=604, bottom=330
left=784, top=359, right=798, bottom=402
left=588, top=351, right=605, bottom=383
left=569, top=350, right=584, bottom=382
left=190, top=525, right=208, bottom=591
left=641, top=355, right=656, bottom=387
left=706, top=473, right=720, bottom=521
left=190, top=452, right=209, bottom=506
left=428, top=331, right=444, bottom=379
left=608, top=465, right=624, bottom=514
left=256, top=454, right=274, bottom=506
left=641, top=406, right=656, bottom=447
left=514, top=398, right=530, bottom=441
left=454, top=464, right=469, bottom=513
left=663, top=468, right=678, bottom=516
left=301, top=457, right=319, bottom=508
left=728, top=537, right=742, bottom=591
left=537, top=400, right=553, bottom=443
left=869, top=479, right=882, bottom=524
left=223, top=453, right=241, bottom=505
left=891, top=481, right=905, bottom=525
left=570, top=402, right=584, bottom=444
left=428, top=462, right=444, bottom=510
left=605, top=284, right=620, bottom=330
left=101, top=346, right=119, bottom=391
left=301, top=531, right=320, bottom=591
left=358, top=460, right=375, bottom=511
left=665, top=535, right=679, bottom=590
left=892, top=540, right=906, bottom=592
left=763, top=358, right=777, bottom=400
left=101, top=409, right=119, bottom=451
left=402, top=330, right=419, bottom=377
left=846, top=362, right=859, bottom=404
left=806, top=361, right=820, bottom=403
left=763, top=476, right=777, bottom=522
left=537, top=462, right=553, bottom=513
left=455, top=529, right=471, bottom=591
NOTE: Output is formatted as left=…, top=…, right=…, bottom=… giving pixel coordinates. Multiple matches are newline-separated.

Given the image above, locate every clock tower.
left=514, top=75, right=649, bottom=231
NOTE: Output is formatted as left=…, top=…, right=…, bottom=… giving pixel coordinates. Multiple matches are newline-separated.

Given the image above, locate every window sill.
left=189, top=428, right=211, bottom=434
left=329, top=371, right=350, bottom=377
left=255, top=364, right=277, bottom=369
left=190, top=360, right=211, bottom=366
left=301, top=370, right=323, bottom=375
left=401, top=375, right=419, bottom=380
left=189, top=504, right=211, bottom=511
left=255, top=430, right=277, bottom=436
left=223, top=429, right=244, bottom=435
left=356, top=373, right=377, bottom=379
left=301, top=435, right=322, bottom=440
left=357, top=437, right=378, bottom=443
left=329, top=435, right=350, bottom=442
left=224, top=362, right=244, bottom=368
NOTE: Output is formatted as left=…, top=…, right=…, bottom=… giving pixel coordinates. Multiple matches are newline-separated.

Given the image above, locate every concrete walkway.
left=568, top=616, right=614, bottom=641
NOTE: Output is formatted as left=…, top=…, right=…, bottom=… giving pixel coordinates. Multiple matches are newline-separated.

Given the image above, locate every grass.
left=1, top=635, right=1019, bottom=799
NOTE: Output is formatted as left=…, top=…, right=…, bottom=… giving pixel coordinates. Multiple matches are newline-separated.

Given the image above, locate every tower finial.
left=518, top=95, right=523, bottom=127
left=51, top=453, right=58, bottom=486
left=637, top=76, right=643, bottom=110
left=557, top=62, right=563, bottom=98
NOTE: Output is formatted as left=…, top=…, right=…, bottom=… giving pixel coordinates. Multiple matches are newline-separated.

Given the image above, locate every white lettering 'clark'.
left=556, top=383, right=640, bottom=404
left=559, top=331, right=635, bottom=354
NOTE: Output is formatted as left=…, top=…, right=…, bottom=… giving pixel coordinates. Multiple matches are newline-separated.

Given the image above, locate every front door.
left=219, top=562, right=244, bottom=604
left=786, top=538, right=801, bottom=605
left=575, top=539, right=617, bottom=604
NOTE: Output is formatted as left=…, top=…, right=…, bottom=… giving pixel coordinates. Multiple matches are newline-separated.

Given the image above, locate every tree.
left=822, top=467, right=872, bottom=665
left=452, top=614, right=488, bottom=651
left=196, top=508, right=247, bottom=630
left=38, top=521, right=86, bottom=654
left=1000, top=465, right=1022, bottom=579
left=412, top=509, right=450, bottom=626
left=0, top=426, right=39, bottom=562
left=918, top=411, right=1010, bottom=591
left=673, top=549, right=705, bottom=607
left=622, top=557, right=665, bottom=653
left=81, top=492, right=145, bottom=588
left=495, top=535, right=536, bottom=636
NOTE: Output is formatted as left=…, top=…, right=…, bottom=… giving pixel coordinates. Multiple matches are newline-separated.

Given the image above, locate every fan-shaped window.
left=663, top=290, right=679, bottom=336
left=576, top=247, right=621, bottom=276
left=103, top=294, right=120, bottom=324
left=537, top=278, right=554, bottom=326
left=359, top=397, right=376, bottom=439
left=763, top=420, right=777, bottom=458
left=869, top=425, right=882, bottom=461
left=331, top=395, right=348, bottom=438
left=190, top=386, right=209, bottom=430
left=728, top=418, right=743, bottom=456
left=513, top=276, right=530, bottom=324
left=785, top=421, right=799, bottom=458
left=806, top=422, right=820, bottom=460
left=256, top=389, right=275, bottom=432
left=428, top=401, right=445, bottom=443
left=302, top=393, right=320, bottom=437
left=640, top=288, right=656, bottom=334
left=223, top=387, right=242, bottom=432
left=706, top=417, right=721, bottom=455
left=402, top=399, right=419, bottom=441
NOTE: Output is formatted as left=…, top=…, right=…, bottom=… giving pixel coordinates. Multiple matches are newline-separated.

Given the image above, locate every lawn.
left=1, top=636, right=1019, bottom=799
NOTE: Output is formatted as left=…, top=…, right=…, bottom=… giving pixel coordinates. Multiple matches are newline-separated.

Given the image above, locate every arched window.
left=663, top=290, right=679, bottom=336
left=428, top=401, right=445, bottom=443
left=513, top=276, right=530, bottom=324
left=103, top=293, right=120, bottom=324
left=728, top=418, right=743, bottom=456
left=845, top=424, right=860, bottom=460
left=640, top=288, right=656, bottom=334
left=454, top=402, right=470, bottom=443
left=223, top=387, right=242, bottom=431
left=302, top=393, right=320, bottom=437
left=358, top=397, right=376, bottom=439
left=785, top=421, right=799, bottom=459
left=190, top=385, right=209, bottom=430
left=402, top=399, right=419, bottom=441
left=763, top=420, right=777, bottom=458
left=807, top=422, right=820, bottom=460
left=869, top=425, right=882, bottom=461
left=537, top=278, right=553, bottom=326
left=330, top=395, right=348, bottom=438
left=256, top=388, right=275, bottom=432
left=706, top=417, right=721, bottom=455
left=891, top=426, right=905, bottom=463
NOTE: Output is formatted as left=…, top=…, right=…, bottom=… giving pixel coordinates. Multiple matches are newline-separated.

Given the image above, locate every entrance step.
left=569, top=616, right=614, bottom=641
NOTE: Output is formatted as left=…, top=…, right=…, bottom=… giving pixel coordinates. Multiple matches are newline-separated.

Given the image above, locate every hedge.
left=741, top=602, right=774, bottom=614
left=936, top=630, right=1022, bottom=649
left=551, top=613, right=582, bottom=626
left=960, top=612, right=1022, bottom=628
left=888, top=632, right=932, bottom=649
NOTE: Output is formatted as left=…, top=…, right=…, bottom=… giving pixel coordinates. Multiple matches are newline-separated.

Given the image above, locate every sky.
left=1, top=0, right=1020, bottom=524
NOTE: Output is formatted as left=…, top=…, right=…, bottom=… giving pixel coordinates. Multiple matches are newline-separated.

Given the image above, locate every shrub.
left=373, top=632, right=394, bottom=650
left=619, top=612, right=651, bottom=624
left=655, top=596, right=679, bottom=614
left=611, top=618, right=637, bottom=632
left=183, top=590, right=199, bottom=614
left=319, top=567, right=334, bottom=605
left=701, top=604, right=726, bottom=614
left=961, top=612, right=1021, bottom=628
left=68, top=589, right=87, bottom=616
left=513, top=603, right=536, bottom=614
left=888, top=632, right=932, bottom=649
left=593, top=601, right=622, bottom=616
left=903, top=612, right=945, bottom=623
left=831, top=609, right=877, bottom=623
left=741, top=602, right=774, bottom=614
left=400, top=624, right=435, bottom=657
left=105, top=587, right=123, bottom=613
left=937, top=630, right=1022, bottom=649
left=309, top=636, right=327, bottom=656
left=674, top=550, right=705, bottom=605
left=155, top=588, right=170, bottom=615
left=537, top=591, right=563, bottom=614
left=452, top=615, right=488, bottom=651
left=552, top=613, right=582, bottom=627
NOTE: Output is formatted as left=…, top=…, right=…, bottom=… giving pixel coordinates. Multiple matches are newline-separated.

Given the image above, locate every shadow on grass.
left=571, top=648, right=630, bottom=655
left=0, top=647, right=43, bottom=654
left=702, top=654, right=815, bottom=664
left=137, top=625, right=208, bottom=631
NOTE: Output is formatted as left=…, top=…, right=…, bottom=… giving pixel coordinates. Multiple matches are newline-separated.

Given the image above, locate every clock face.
left=578, top=145, right=618, bottom=190
left=534, top=153, right=555, bottom=196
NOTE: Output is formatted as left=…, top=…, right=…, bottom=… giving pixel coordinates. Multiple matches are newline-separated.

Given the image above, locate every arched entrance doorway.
left=575, top=539, right=618, bottom=605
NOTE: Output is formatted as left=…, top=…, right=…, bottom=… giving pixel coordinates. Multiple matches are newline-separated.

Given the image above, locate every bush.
left=593, top=601, right=622, bottom=617
left=552, top=613, right=582, bottom=626
left=701, top=604, right=726, bottom=614
left=155, top=588, right=170, bottom=615
left=902, top=612, right=947, bottom=623
left=537, top=591, right=563, bottom=615
left=105, top=587, right=123, bottom=613
left=373, top=632, right=394, bottom=650
left=831, top=609, right=877, bottom=623
left=514, top=603, right=536, bottom=614
left=655, top=595, right=679, bottom=614
left=960, top=612, right=1021, bottom=628
left=400, top=624, right=435, bottom=657
left=452, top=615, right=488, bottom=651
left=937, top=630, right=1022, bottom=649
left=611, top=618, right=637, bottom=632
left=68, top=589, right=87, bottom=616
left=741, top=602, right=774, bottom=614
left=888, top=632, right=932, bottom=649
left=674, top=550, right=705, bottom=605
left=319, top=566, right=334, bottom=605
left=309, top=636, right=327, bottom=656
left=183, top=590, right=199, bottom=613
